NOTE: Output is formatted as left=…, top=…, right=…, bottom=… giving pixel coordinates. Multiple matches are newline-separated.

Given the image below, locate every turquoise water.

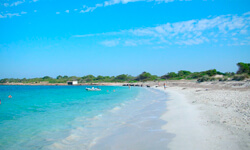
left=0, top=85, right=141, bottom=150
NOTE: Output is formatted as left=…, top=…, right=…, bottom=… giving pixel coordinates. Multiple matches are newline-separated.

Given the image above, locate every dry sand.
left=153, top=80, right=250, bottom=150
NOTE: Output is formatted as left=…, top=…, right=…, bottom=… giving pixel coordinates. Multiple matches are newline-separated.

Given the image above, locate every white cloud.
left=21, top=11, right=27, bottom=14
left=3, top=3, right=9, bottom=7
left=10, top=0, right=25, bottom=7
left=65, top=10, right=69, bottom=13
left=0, top=14, right=7, bottom=18
left=240, top=29, right=247, bottom=34
left=126, top=13, right=250, bottom=45
left=124, top=39, right=152, bottom=46
left=3, top=0, right=39, bottom=7
left=104, top=0, right=144, bottom=7
left=34, top=10, right=37, bottom=12
left=78, top=0, right=186, bottom=14
left=56, top=12, right=60, bottom=15
left=80, top=4, right=104, bottom=13
left=74, top=12, right=250, bottom=46
left=124, top=40, right=138, bottom=46
left=175, top=37, right=209, bottom=45
left=101, top=39, right=120, bottom=47
left=80, top=7, right=96, bottom=13
left=3, top=13, right=21, bottom=18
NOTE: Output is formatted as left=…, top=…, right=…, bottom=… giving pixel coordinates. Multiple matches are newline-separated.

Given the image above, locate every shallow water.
left=0, top=85, right=172, bottom=150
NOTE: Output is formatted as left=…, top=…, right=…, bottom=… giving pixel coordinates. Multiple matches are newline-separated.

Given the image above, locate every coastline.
left=1, top=81, right=249, bottom=149
left=154, top=81, right=250, bottom=150
left=0, top=82, right=125, bottom=86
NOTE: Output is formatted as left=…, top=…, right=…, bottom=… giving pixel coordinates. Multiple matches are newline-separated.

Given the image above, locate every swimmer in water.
left=164, top=83, right=166, bottom=90
left=113, top=90, right=115, bottom=92
left=8, top=95, right=12, bottom=98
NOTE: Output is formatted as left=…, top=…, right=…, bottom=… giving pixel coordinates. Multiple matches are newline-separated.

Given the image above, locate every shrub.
left=233, top=74, right=248, bottom=81
left=218, top=77, right=228, bottom=81
left=197, top=75, right=210, bottom=82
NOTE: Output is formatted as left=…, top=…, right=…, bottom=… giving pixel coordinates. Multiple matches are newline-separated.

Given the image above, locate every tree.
left=115, top=74, right=129, bottom=81
left=204, top=69, right=217, bottom=76
left=236, top=62, right=250, bottom=74
left=136, top=72, right=158, bottom=81
left=0, top=78, right=8, bottom=83
left=42, top=76, right=52, bottom=80
left=187, top=72, right=203, bottom=79
left=56, top=75, right=63, bottom=79
left=161, top=72, right=178, bottom=79
left=63, top=75, right=68, bottom=79
left=224, top=72, right=235, bottom=77
left=178, top=70, right=192, bottom=77
left=96, top=75, right=104, bottom=80
left=83, top=75, right=95, bottom=82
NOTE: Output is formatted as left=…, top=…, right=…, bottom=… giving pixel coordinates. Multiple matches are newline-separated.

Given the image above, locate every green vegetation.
left=232, top=74, right=248, bottom=81
left=0, top=62, right=249, bottom=84
left=135, top=72, right=158, bottom=82
left=236, top=62, right=250, bottom=75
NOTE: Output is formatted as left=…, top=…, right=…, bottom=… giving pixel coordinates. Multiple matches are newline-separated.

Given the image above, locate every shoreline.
left=1, top=81, right=249, bottom=149
left=154, top=81, right=250, bottom=150
left=0, top=82, right=126, bottom=86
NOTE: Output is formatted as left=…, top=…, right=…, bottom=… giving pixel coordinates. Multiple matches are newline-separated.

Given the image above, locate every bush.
left=197, top=76, right=218, bottom=82
left=218, top=77, right=228, bottom=81
left=197, top=75, right=210, bottom=82
left=204, top=69, right=217, bottom=76
left=232, top=74, right=248, bottom=81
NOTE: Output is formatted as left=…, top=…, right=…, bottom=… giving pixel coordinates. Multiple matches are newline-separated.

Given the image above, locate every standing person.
left=0, top=99, right=1, bottom=105
left=164, top=83, right=166, bottom=90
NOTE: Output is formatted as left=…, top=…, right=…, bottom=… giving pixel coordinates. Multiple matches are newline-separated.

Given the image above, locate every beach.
left=154, top=80, right=250, bottom=150
left=0, top=81, right=249, bottom=149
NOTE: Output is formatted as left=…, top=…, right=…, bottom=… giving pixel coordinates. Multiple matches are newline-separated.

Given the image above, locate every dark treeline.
left=1, top=62, right=249, bottom=84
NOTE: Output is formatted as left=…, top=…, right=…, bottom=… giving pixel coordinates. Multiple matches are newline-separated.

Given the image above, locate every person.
left=0, top=99, right=1, bottom=105
left=107, top=90, right=109, bottom=92
left=113, top=90, right=115, bottom=92
left=8, top=95, right=12, bottom=98
left=164, top=83, right=166, bottom=90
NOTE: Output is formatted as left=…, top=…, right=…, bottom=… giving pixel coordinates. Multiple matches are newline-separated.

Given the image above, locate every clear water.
left=0, top=85, right=172, bottom=150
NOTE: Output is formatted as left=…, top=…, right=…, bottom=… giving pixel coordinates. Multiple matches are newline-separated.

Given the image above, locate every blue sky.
left=0, top=0, right=250, bottom=78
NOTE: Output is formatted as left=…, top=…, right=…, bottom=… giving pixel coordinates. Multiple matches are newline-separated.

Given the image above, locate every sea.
left=0, top=85, right=173, bottom=150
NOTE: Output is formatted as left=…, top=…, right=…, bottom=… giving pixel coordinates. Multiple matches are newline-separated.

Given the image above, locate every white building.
left=67, top=81, right=78, bottom=85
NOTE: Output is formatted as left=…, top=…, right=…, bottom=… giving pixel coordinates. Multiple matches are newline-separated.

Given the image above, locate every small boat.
left=86, top=87, right=101, bottom=91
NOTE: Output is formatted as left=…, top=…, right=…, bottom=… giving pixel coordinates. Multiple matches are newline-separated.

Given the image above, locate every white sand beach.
left=154, top=81, right=250, bottom=150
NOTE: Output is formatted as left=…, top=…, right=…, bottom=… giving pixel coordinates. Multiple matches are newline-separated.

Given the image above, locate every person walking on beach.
left=164, top=83, right=166, bottom=90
